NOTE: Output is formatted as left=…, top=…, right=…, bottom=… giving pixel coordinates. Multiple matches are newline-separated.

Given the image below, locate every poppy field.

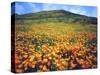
left=13, top=23, right=97, bottom=73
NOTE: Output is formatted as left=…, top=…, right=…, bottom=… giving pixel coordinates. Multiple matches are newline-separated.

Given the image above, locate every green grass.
left=16, top=22, right=97, bottom=33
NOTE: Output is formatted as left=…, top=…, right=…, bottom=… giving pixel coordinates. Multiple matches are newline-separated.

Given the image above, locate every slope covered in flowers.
left=13, top=23, right=97, bottom=73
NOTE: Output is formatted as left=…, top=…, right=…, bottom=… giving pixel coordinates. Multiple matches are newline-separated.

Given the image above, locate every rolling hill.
left=12, top=10, right=97, bottom=25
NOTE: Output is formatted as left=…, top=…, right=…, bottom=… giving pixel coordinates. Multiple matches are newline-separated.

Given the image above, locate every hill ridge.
left=12, top=10, right=97, bottom=25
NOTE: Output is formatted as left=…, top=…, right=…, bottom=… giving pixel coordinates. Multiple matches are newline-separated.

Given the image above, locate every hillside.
left=12, top=10, right=97, bottom=25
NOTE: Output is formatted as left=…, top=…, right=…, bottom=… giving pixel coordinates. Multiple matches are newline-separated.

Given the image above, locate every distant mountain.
left=12, top=10, right=97, bottom=25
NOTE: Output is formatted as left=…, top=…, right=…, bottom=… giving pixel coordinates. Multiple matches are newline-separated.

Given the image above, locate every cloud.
left=15, top=2, right=41, bottom=14
left=41, top=3, right=69, bottom=11
left=68, top=6, right=87, bottom=15
left=15, top=3, right=26, bottom=14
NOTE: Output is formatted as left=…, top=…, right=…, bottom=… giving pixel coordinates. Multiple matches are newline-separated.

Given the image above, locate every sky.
left=11, top=2, right=97, bottom=17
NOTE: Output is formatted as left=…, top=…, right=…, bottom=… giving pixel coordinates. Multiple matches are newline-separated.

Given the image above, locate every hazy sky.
left=11, top=2, right=97, bottom=17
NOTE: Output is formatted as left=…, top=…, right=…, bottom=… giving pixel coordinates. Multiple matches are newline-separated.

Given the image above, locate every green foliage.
left=13, top=10, right=97, bottom=25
